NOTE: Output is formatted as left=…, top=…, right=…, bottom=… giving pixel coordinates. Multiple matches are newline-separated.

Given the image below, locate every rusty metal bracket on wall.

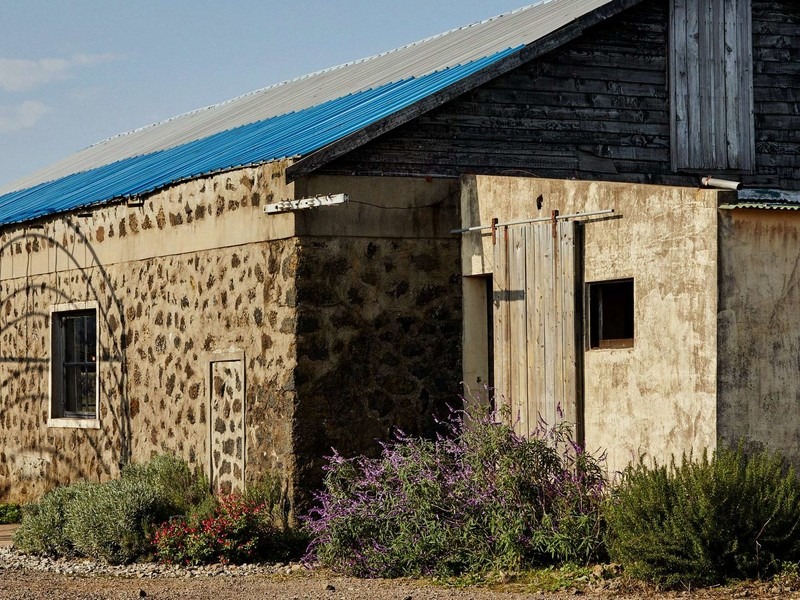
left=452, top=208, right=615, bottom=244
left=551, top=210, right=560, bottom=238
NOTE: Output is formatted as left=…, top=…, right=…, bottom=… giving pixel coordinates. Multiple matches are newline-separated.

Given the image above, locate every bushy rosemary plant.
left=13, top=454, right=212, bottom=564
left=605, top=446, right=800, bottom=587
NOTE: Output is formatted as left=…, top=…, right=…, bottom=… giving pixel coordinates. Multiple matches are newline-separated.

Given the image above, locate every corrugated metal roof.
left=0, top=0, right=617, bottom=227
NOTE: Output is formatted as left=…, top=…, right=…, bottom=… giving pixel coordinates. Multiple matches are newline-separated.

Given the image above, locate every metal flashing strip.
left=264, top=193, right=348, bottom=214
left=719, top=188, right=800, bottom=211
left=738, top=188, right=800, bottom=204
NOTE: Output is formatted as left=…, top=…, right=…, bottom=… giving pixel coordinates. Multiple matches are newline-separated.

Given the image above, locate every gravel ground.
left=1, top=548, right=799, bottom=600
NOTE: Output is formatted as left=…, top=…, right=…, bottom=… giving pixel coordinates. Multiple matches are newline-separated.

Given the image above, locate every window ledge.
left=597, top=338, right=634, bottom=350
left=589, top=343, right=635, bottom=352
left=47, top=418, right=100, bottom=430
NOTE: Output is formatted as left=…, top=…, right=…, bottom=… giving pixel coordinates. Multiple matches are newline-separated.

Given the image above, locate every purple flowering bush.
left=304, top=410, right=607, bottom=577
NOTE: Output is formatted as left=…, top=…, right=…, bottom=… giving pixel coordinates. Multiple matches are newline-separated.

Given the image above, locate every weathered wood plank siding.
left=752, top=0, right=800, bottom=189
left=670, top=0, right=754, bottom=171
left=323, top=0, right=800, bottom=190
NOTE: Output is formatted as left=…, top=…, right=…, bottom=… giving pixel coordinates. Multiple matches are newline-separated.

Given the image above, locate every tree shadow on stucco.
left=0, top=218, right=131, bottom=500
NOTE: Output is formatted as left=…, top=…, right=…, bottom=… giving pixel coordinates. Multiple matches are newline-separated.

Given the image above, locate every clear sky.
left=0, top=0, right=529, bottom=189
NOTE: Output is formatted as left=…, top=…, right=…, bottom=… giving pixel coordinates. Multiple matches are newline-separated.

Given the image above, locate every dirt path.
left=1, top=567, right=799, bottom=600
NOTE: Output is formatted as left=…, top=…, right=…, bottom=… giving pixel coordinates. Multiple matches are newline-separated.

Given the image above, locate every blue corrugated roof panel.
left=0, top=47, right=521, bottom=228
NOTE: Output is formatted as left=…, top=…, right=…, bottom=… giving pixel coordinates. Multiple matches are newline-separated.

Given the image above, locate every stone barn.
left=1, top=0, right=799, bottom=507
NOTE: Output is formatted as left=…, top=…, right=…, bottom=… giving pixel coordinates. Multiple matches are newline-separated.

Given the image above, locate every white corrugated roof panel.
left=1, top=0, right=615, bottom=196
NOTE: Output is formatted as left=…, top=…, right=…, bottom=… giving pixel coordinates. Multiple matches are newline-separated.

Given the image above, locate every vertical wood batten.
left=493, top=229, right=511, bottom=421
left=560, top=222, right=579, bottom=429
left=540, top=223, right=557, bottom=429
left=509, top=226, right=528, bottom=435
left=711, top=0, right=726, bottom=168
left=670, top=0, right=754, bottom=170
left=524, top=224, right=539, bottom=436
left=741, top=0, right=755, bottom=171
left=686, top=0, right=702, bottom=167
left=671, top=0, right=689, bottom=169
left=530, top=224, right=546, bottom=432
left=724, top=0, right=742, bottom=166
left=698, top=0, right=713, bottom=167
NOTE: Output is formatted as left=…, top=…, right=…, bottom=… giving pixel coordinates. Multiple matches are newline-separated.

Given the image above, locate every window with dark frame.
left=588, top=279, right=634, bottom=350
left=52, top=309, right=97, bottom=419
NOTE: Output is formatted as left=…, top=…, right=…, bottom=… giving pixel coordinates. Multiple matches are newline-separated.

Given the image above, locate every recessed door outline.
left=207, top=352, right=246, bottom=495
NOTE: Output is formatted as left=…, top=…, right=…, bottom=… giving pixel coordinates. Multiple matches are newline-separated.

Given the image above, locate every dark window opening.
left=52, top=309, right=97, bottom=418
left=588, top=279, right=634, bottom=349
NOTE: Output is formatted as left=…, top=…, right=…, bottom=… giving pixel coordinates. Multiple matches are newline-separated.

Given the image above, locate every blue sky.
left=0, top=0, right=528, bottom=189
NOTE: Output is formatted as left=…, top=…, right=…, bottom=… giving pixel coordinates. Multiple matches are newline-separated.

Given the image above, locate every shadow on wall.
left=0, top=218, right=130, bottom=501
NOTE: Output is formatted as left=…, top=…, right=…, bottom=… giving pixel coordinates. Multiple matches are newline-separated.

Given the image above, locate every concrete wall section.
left=0, top=162, right=298, bottom=503
left=295, top=175, right=460, bottom=239
left=717, top=209, right=800, bottom=464
left=462, top=176, right=720, bottom=474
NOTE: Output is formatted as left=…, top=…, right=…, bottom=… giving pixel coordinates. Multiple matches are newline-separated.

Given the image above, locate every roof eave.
left=285, top=0, right=646, bottom=182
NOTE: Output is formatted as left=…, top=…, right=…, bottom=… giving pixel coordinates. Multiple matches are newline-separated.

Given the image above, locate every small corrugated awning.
left=719, top=189, right=800, bottom=211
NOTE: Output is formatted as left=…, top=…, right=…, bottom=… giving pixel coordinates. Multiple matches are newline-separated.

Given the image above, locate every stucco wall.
left=0, top=162, right=299, bottom=503
left=461, top=176, right=720, bottom=474
left=717, top=209, right=800, bottom=464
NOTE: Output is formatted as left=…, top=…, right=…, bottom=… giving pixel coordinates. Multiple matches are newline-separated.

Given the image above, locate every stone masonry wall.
left=292, top=236, right=463, bottom=507
left=0, top=162, right=298, bottom=503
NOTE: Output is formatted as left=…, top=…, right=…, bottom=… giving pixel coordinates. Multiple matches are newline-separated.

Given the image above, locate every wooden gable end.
left=319, top=0, right=800, bottom=190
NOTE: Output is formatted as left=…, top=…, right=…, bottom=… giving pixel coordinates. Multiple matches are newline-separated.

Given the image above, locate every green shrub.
left=305, top=411, right=607, bottom=577
left=13, top=485, right=86, bottom=556
left=0, top=503, right=22, bottom=524
left=121, top=454, right=211, bottom=517
left=65, top=478, right=177, bottom=564
left=605, top=447, right=800, bottom=587
left=13, top=454, right=211, bottom=563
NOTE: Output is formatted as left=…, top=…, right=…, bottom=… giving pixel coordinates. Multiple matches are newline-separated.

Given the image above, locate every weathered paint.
left=461, top=176, right=720, bottom=474
left=717, top=208, right=800, bottom=465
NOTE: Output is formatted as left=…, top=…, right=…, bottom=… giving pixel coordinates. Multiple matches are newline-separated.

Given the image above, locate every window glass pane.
left=86, top=314, right=96, bottom=363
left=63, top=316, right=77, bottom=362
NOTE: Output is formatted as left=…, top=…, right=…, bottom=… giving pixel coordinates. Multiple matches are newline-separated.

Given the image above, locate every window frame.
left=48, top=301, right=100, bottom=429
left=586, top=278, right=635, bottom=351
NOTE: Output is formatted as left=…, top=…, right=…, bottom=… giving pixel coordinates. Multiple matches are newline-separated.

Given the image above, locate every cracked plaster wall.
left=717, top=209, right=800, bottom=466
